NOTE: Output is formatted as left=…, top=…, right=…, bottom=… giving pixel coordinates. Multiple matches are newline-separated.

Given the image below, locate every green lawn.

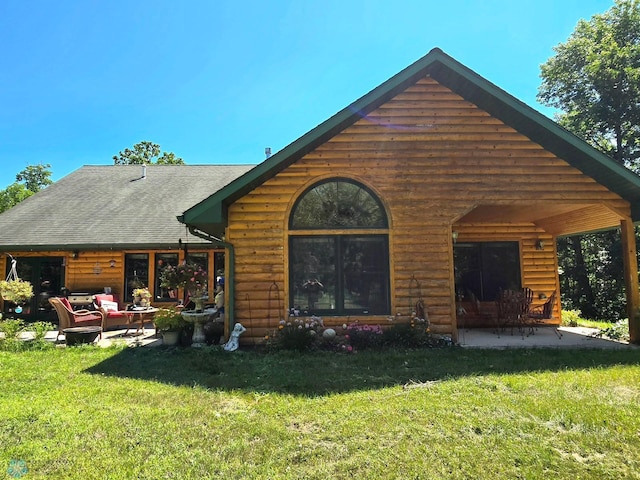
left=1, top=346, right=639, bottom=479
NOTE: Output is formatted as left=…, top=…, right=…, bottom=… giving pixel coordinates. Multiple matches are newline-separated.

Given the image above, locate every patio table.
left=119, top=307, right=159, bottom=336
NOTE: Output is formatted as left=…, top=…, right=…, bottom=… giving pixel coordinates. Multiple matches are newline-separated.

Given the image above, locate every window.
left=187, top=252, right=209, bottom=293
left=154, top=253, right=179, bottom=301
left=291, top=179, right=387, bottom=229
left=289, top=179, right=390, bottom=315
left=454, top=242, right=521, bottom=301
left=187, top=253, right=208, bottom=273
left=124, top=254, right=149, bottom=302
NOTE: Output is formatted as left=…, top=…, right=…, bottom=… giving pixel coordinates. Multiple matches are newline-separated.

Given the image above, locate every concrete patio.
left=24, top=323, right=636, bottom=350
left=457, top=326, right=636, bottom=349
left=35, top=326, right=163, bottom=347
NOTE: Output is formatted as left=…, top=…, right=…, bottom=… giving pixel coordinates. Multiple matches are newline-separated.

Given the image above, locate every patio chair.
left=94, top=293, right=129, bottom=330
left=465, top=291, right=492, bottom=328
left=49, top=297, right=105, bottom=340
left=527, top=291, right=562, bottom=338
left=495, top=288, right=532, bottom=338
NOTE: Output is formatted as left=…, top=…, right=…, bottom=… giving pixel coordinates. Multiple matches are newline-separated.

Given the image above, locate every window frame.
left=154, top=253, right=179, bottom=301
left=454, top=241, right=522, bottom=302
left=289, top=178, right=388, bottom=230
left=124, top=253, right=149, bottom=302
left=288, top=178, right=390, bottom=316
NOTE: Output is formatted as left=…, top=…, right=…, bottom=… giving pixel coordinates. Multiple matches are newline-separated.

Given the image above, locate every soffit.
left=458, top=203, right=624, bottom=237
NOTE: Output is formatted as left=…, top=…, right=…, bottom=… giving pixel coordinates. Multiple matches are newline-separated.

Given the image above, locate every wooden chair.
left=49, top=297, right=105, bottom=340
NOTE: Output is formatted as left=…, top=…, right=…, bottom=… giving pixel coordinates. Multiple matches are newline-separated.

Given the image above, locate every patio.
left=23, top=324, right=635, bottom=350
left=457, top=326, right=636, bottom=349
left=32, top=327, right=163, bottom=348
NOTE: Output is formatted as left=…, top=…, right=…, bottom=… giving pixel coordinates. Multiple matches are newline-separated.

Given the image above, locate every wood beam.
left=621, top=219, right=640, bottom=344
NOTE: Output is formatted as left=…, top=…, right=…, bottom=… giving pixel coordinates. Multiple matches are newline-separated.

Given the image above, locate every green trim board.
left=179, top=47, right=640, bottom=234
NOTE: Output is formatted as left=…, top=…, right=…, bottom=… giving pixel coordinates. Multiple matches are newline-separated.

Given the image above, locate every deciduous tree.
left=539, top=0, right=640, bottom=170
left=0, top=164, right=52, bottom=214
left=113, top=141, right=184, bottom=165
left=538, top=0, right=640, bottom=320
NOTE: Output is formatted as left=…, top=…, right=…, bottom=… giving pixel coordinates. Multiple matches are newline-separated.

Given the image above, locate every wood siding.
left=227, top=77, right=629, bottom=344
left=1, top=248, right=221, bottom=305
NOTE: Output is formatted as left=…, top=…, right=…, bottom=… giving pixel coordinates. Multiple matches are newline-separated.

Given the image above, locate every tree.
left=538, top=0, right=640, bottom=170
left=15, top=164, right=53, bottom=192
left=0, top=183, right=33, bottom=213
left=538, top=0, right=640, bottom=320
left=113, top=141, right=184, bottom=165
left=0, top=164, right=53, bottom=214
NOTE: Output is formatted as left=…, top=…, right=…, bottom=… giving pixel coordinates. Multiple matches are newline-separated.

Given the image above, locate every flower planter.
left=161, top=330, right=180, bottom=346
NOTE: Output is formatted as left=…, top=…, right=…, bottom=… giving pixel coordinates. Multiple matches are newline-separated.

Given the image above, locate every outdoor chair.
left=95, top=293, right=159, bottom=335
left=465, top=291, right=493, bottom=329
left=49, top=297, right=105, bottom=340
left=94, top=294, right=129, bottom=330
left=526, top=291, right=562, bottom=338
left=495, top=288, right=533, bottom=338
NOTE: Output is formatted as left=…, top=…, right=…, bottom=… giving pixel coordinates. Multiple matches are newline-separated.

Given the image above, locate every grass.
left=561, top=309, right=631, bottom=341
left=1, top=345, right=640, bottom=479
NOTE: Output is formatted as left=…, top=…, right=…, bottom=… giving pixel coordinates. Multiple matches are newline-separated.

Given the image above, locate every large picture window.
left=454, top=242, right=521, bottom=301
left=289, top=179, right=390, bottom=315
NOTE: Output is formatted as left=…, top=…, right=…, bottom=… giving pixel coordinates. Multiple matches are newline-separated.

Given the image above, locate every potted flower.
left=133, top=287, right=152, bottom=307
left=0, top=279, right=34, bottom=306
left=154, top=307, right=185, bottom=346
left=160, top=262, right=208, bottom=310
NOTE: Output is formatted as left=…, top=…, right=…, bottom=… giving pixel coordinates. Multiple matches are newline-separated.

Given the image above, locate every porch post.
left=449, top=228, right=459, bottom=343
left=620, top=218, right=640, bottom=344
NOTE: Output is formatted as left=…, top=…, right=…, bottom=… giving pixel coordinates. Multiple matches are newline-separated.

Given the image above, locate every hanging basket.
left=0, top=256, right=34, bottom=305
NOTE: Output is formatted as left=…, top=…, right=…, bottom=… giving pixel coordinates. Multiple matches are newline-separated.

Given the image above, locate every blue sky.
left=0, top=0, right=614, bottom=188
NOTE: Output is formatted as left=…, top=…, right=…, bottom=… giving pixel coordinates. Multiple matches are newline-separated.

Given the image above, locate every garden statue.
left=223, top=322, right=246, bottom=352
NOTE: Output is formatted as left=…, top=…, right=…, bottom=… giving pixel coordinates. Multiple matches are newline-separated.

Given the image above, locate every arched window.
left=289, top=179, right=390, bottom=315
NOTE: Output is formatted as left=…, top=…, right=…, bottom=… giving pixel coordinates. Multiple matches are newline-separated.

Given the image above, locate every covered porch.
left=451, top=200, right=640, bottom=343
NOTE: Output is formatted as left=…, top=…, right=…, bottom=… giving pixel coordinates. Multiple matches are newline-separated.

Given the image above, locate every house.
left=0, top=164, right=254, bottom=322
left=178, top=48, right=640, bottom=344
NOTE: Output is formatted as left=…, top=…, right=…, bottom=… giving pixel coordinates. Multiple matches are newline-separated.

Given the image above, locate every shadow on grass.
left=84, top=346, right=640, bottom=396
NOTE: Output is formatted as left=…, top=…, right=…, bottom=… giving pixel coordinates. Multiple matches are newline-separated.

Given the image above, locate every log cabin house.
left=2, top=49, right=640, bottom=344
left=0, top=164, right=254, bottom=323
left=179, top=48, right=640, bottom=344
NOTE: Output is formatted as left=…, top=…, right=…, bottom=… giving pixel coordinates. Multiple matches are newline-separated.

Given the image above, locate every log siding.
left=226, top=77, right=629, bottom=344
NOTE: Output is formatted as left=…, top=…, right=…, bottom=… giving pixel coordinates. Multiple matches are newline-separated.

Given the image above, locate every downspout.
left=187, top=226, right=236, bottom=333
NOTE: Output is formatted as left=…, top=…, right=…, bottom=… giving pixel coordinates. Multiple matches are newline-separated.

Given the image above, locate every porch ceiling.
left=458, top=203, right=624, bottom=237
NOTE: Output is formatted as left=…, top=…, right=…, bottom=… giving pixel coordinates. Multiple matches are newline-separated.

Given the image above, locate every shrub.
left=561, top=309, right=582, bottom=327
left=346, top=323, right=384, bottom=350
left=267, top=316, right=323, bottom=352
left=383, top=320, right=427, bottom=347
left=22, top=321, right=56, bottom=350
left=154, top=307, right=186, bottom=331
left=26, top=321, right=56, bottom=341
left=598, top=319, right=630, bottom=341
left=0, top=319, right=55, bottom=351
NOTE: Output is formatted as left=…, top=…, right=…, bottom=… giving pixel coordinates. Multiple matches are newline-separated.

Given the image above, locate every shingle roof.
left=180, top=47, right=640, bottom=235
left=0, top=164, right=254, bottom=250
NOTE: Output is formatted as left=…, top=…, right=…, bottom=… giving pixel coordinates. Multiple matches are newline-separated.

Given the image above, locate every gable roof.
left=0, top=164, right=254, bottom=250
left=180, top=47, right=640, bottom=236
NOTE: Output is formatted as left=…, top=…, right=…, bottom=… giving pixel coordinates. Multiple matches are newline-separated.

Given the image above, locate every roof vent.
left=142, top=164, right=147, bottom=178
left=265, top=147, right=271, bottom=159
